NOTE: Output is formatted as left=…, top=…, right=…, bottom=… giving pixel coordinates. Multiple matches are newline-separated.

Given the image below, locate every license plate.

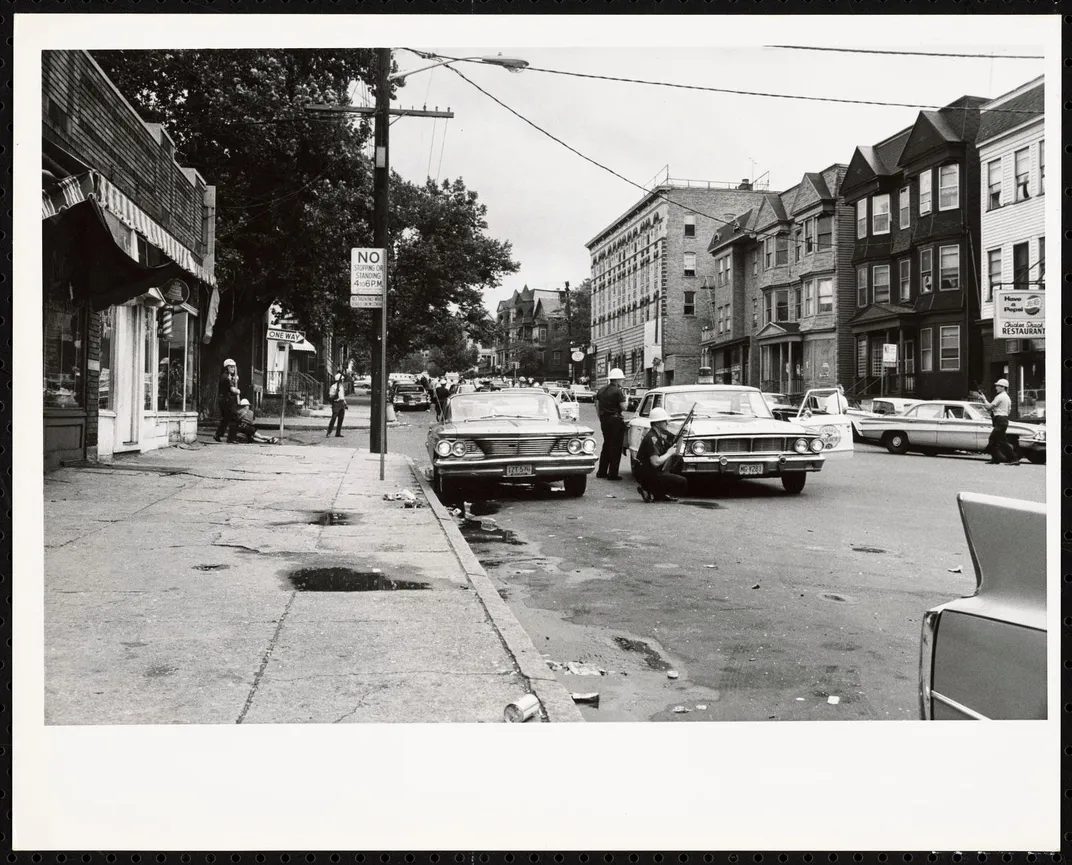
left=505, top=464, right=533, bottom=477
left=738, top=463, right=764, bottom=476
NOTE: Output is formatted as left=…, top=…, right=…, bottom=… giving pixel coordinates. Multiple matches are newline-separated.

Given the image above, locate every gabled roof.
left=787, top=172, right=831, bottom=215
left=846, top=302, right=915, bottom=327
left=977, top=81, right=1044, bottom=144
left=898, top=98, right=988, bottom=167
left=752, top=193, right=789, bottom=232
left=707, top=208, right=754, bottom=253
left=755, top=321, right=801, bottom=340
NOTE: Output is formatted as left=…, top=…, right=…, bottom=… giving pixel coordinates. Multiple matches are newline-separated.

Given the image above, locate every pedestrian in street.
left=975, top=378, right=1018, bottom=465
left=434, top=379, right=450, bottom=422
left=326, top=372, right=346, bottom=437
left=214, top=358, right=241, bottom=442
left=235, top=398, right=279, bottom=444
left=633, top=407, right=689, bottom=502
left=823, top=384, right=849, bottom=414
left=595, top=367, right=627, bottom=480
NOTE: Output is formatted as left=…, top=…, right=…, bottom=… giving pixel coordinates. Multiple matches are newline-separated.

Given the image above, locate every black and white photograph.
left=13, top=11, right=1061, bottom=853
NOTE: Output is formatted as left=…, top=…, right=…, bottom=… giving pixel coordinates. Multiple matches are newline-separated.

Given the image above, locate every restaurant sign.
left=994, top=290, right=1045, bottom=339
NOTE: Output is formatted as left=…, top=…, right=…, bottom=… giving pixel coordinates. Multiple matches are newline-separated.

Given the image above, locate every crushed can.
left=503, top=693, right=541, bottom=723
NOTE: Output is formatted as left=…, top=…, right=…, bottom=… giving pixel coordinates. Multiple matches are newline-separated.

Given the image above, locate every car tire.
left=781, top=472, right=807, bottom=494
left=563, top=475, right=587, bottom=498
left=883, top=431, right=910, bottom=454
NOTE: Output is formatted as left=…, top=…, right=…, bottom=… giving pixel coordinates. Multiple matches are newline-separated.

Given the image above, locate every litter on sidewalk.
left=383, top=489, right=423, bottom=508
left=503, top=693, right=541, bottom=723
left=570, top=692, right=600, bottom=706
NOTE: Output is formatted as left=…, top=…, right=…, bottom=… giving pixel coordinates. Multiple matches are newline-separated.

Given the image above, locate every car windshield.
left=662, top=389, right=773, bottom=419
left=446, top=392, right=559, bottom=422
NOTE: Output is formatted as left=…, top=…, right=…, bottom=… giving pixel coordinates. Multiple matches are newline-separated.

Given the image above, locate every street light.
left=389, top=53, right=529, bottom=82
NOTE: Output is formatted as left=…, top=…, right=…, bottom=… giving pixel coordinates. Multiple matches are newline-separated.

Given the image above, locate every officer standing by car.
left=975, top=378, right=1018, bottom=465
left=595, top=367, right=627, bottom=480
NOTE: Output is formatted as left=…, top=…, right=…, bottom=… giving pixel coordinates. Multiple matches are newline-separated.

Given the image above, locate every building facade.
left=976, top=77, right=1045, bottom=417
left=585, top=180, right=770, bottom=389
left=494, top=286, right=573, bottom=382
left=840, top=96, right=988, bottom=401
left=703, top=165, right=854, bottom=394
left=42, top=50, right=216, bottom=469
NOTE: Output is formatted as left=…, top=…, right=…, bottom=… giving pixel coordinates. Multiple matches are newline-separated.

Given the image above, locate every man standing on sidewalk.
left=595, top=367, right=627, bottom=481
left=975, top=378, right=1018, bottom=465
left=326, top=373, right=347, bottom=438
left=214, top=358, right=241, bottom=442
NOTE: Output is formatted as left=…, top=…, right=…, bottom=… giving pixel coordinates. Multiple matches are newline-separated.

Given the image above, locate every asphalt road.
left=288, top=397, right=1047, bottom=723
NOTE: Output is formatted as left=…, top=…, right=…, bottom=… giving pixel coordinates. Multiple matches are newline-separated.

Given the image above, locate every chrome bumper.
left=434, top=455, right=597, bottom=478
left=678, top=454, right=825, bottom=475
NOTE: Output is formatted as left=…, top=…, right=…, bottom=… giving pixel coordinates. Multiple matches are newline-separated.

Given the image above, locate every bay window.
left=939, top=325, right=960, bottom=371
left=899, top=186, right=910, bottom=229
left=803, top=280, right=815, bottom=317
left=775, top=234, right=789, bottom=266
left=803, top=219, right=814, bottom=254
left=920, top=248, right=933, bottom=293
left=775, top=289, right=790, bottom=322
left=938, top=164, right=959, bottom=210
left=939, top=245, right=959, bottom=290
left=856, top=200, right=867, bottom=238
left=856, top=267, right=868, bottom=307
left=872, top=194, right=890, bottom=234
left=898, top=259, right=911, bottom=301
left=817, top=278, right=833, bottom=313
left=817, top=215, right=832, bottom=249
left=919, top=169, right=932, bottom=214
left=872, top=264, right=890, bottom=303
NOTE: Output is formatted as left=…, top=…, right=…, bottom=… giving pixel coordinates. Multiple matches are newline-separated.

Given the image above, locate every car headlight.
left=818, top=424, right=840, bottom=448
left=451, top=441, right=468, bottom=457
left=567, top=438, right=582, bottom=455
left=809, top=437, right=826, bottom=453
left=582, top=438, right=596, bottom=454
left=690, top=440, right=706, bottom=455
left=1034, top=429, right=1046, bottom=442
left=435, top=440, right=452, bottom=457
left=794, top=438, right=809, bottom=454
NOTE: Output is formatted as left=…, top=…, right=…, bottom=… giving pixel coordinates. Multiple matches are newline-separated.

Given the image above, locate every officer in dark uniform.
left=595, top=367, right=627, bottom=480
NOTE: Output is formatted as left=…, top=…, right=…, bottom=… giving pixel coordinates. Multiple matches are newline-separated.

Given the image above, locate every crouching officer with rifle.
left=634, top=405, right=693, bottom=503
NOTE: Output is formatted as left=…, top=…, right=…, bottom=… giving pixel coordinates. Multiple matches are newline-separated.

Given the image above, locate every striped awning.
left=42, top=171, right=215, bottom=287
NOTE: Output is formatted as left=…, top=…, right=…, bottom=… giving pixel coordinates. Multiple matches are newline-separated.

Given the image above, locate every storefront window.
left=99, top=308, right=114, bottom=410
left=156, top=308, right=200, bottom=411
left=44, top=288, right=84, bottom=409
left=144, top=305, right=156, bottom=410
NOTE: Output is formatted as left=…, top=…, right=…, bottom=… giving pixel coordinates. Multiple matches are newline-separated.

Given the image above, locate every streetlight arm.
left=389, top=54, right=529, bottom=82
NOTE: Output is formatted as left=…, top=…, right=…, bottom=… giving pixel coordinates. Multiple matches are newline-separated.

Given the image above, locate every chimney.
left=737, top=179, right=752, bottom=190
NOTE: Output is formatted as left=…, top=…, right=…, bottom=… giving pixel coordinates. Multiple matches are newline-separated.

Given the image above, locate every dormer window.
left=919, top=169, right=932, bottom=215
left=856, top=200, right=867, bottom=238
left=938, top=164, right=959, bottom=210
left=872, top=194, right=890, bottom=234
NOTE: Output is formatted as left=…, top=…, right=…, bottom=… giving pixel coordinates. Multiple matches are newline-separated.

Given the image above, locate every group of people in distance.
left=213, top=358, right=278, bottom=444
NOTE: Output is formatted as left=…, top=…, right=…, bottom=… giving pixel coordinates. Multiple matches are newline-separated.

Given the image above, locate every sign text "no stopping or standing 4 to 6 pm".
left=351, top=247, right=385, bottom=308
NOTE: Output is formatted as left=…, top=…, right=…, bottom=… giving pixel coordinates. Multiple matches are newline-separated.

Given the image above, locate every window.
left=155, top=308, right=200, bottom=412
left=817, top=278, right=833, bottom=313
left=791, top=287, right=801, bottom=320
left=899, top=186, right=910, bottom=230
left=751, top=248, right=758, bottom=276
left=683, top=252, right=696, bottom=276
left=1038, top=236, right=1045, bottom=285
left=919, top=169, right=932, bottom=214
left=1012, top=242, right=1029, bottom=289
left=1038, top=139, right=1044, bottom=194
left=939, top=325, right=960, bottom=371
left=898, top=259, right=911, bottom=301
left=938, top=164, right=959, bottom=210
left=920, top=247, right=933, bottom=293
left=920, top=327, right=933, bottom=372
left=803, top=219, right=815, bottom=254
left=752, top=297, right=758, bottom=327
left=873, top=265, right=890, bottom=303
left=803, top=280, right=815, bottom=317
left=764, top=237, right=774, bottom=269
left=44, top=284, right=85, bottom=408
left=775, top=234, right=788, bottom=266
left=98, top=308, right=113, bottom=410
left=552, top=350, right=562, bottom=365
left=763, top=292, right=773, bottom=324
left=870, top=342, right=883, bottom=377
left=856, top=200, right=867, bottom=238
left=775, top=289, right=790, bottom=322
left=987, top=159, right=1002, bottom=210
left=817, top=215, right=832, bottom=249
left=939, top=245, right=959, bottom=290
left=872, top=194, right=890, bottom=234
left=986, top=248, right=1002, bottom=302
left=794, top=228, right=803, bottom=262
left=1014, top=148, right=1030, bottom=201
left=683, top=290, right=696, bottom=315
left=856, top=336, right=867, bottom=377
left=684, top=215, right=696, bottom=237
left=904, top=339, right=915, bottom=374
left=856, top=268, right=868, bottom=307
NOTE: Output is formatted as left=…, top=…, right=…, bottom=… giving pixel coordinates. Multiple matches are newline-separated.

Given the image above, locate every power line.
left=766, top=45, right=1045, bottom=60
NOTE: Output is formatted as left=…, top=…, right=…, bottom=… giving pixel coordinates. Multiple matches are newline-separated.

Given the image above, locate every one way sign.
left=267, top=328, right=305, bottom=343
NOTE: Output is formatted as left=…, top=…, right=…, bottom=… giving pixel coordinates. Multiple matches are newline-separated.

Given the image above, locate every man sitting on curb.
left=235, top=398, right=279, bottom=444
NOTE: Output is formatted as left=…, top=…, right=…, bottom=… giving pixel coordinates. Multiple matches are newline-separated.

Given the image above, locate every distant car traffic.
left=919, top=492, right=1046, bottom=720
left=426, top=389, right=597, bottom=501
left=390, top=382, right=430, bottom=411
left=544, top=385, right=580, bottom=422
left=624, top=386, right=649, bottom=412
left=570, top=384, right=596, bottom=403
left=625, top=385, right=848, bottom=494
left=856, top=400, right=1046, bottom=462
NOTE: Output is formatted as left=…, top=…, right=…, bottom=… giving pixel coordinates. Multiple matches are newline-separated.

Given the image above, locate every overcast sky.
left=383, top=43, right=1045, bottom=314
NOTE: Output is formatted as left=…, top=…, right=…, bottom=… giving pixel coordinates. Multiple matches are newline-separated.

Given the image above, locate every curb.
left=409, top=463, right=584, bottom=723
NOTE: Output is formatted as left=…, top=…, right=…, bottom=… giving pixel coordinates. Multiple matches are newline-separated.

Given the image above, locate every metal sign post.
left=379, top=251, right=388, bottom=481
left=267, top=329, right=304, bottom=440
left=279, top=342, right=290, bottom=439
left=352, top=246, right=388, bottom=480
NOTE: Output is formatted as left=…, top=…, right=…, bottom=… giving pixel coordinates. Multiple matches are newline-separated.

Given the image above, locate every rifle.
left=662, top=403, right=697, bottom=472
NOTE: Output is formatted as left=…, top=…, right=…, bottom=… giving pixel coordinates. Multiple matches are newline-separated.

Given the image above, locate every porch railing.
left=852, top=373, right=916, bottom=399
left=266, top=369, right=324, bottom=406
left=759, top=377, right=804, bottom=396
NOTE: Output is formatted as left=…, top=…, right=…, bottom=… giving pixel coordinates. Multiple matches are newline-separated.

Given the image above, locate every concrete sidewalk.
left=44, top=440, right=581, bottom=723
left=251, top=397, right=429, bottom=431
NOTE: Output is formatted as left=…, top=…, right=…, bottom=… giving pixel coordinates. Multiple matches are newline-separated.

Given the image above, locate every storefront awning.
left=291, top=339, right=317, bottom=353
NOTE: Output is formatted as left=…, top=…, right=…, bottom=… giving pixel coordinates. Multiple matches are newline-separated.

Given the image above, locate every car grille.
left=698, top=436, right=789, bottom=454
left=476, top=436, right=570, bottom=457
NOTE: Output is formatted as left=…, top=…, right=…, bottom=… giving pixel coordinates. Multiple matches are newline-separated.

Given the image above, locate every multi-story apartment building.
left=840, top=96, right=988, bottom=401
left=585, top=178, right=770, bottom=388
left=493, top=286, right=572, bottom=381
left=703, top=165, right=854, bottom=394
left=977, top=77, right=1045, bottom=416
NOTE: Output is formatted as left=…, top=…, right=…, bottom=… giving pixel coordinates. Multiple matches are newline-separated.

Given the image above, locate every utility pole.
left=564, top=280, right=573, bottom=384
left=370, top=47, right=390, bottom=455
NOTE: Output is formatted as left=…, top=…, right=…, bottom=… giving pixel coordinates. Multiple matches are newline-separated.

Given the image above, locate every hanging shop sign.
left=994, top=291, right=1045, bottom=339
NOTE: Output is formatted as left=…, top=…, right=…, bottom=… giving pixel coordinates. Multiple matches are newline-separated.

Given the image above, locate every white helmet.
left=239, top=398, right=250, bottom=407
left=608, top=367, right=625, bottom=380
left=648, top=407, right=671, bottom=423
left=995, top=378, right=1009, bottom=388
left=223, top=358, right=237, bottom=368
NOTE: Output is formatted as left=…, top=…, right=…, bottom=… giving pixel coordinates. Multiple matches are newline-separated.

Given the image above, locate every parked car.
left=856, top=400, right=1046, bottom=462
left=625, top=385, right=848, bottom=494
left=449, top=382, right=477, bottom=396
left=624, top=386, right=649, bottom=412
left=570, top=384, right=596, bottom=403
left=919, top=492, right=1046, bottom=720
left=869, top=397, right=921, bottom=416
left=426, top=389, right=597, bottom=500
left=543, top=385, right=581, bottom=422
left=390, top=382, right=430, bottom=411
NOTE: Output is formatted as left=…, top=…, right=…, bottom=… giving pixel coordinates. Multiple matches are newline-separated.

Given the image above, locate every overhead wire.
left=765, top=45, right=1045, bottom=60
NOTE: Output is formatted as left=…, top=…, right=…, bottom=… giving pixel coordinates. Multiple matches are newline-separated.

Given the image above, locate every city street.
left=284, top=395, right=1047, bottom=722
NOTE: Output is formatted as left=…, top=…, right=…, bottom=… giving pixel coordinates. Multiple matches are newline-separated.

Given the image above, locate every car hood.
left=436, top=419, right=595, bottom=436
left=656, top=416, right=812, bottom=436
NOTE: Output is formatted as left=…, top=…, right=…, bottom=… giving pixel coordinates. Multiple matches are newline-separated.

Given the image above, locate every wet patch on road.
left=268, top=511, right=356, bottom=526
left=286, top=566, right=431, bottom=592
left=613, top=636, right=672, bottom=671
left=677, top=500, right=725, bottom=510
left=817, top=592, right=859, bottom=605
left=193, top=563, right=231, bottom=571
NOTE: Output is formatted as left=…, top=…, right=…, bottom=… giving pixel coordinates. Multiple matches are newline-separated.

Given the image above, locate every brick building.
left=976, top=77, right=1045, bottom=417
left=585, top=178, right=771, bottom=389
left=42, top=50, right=216, bottom=468
left=840, top=96, right=988, bottom=401
left=702, top=165, right=854, bottom=394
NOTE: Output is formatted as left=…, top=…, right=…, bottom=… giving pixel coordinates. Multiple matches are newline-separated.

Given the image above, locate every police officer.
left=595, top=367, right=627, bottom=480
left=975, top=378, right=1018, bottom=465
left=634, top=407, right=689, bottom=502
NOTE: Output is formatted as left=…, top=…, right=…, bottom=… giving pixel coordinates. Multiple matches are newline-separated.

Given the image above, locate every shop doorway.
left=112, top=304, right=145, bottom=452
